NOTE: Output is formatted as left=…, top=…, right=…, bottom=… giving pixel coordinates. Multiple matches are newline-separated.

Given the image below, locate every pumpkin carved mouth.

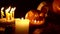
left=30, top=18, right=45, bottom=25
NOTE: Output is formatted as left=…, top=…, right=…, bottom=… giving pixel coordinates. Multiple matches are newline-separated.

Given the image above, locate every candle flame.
left=11, top=7, right=16, bottom=12
left=1, top=7, right=4, bottom=10
left=14, top=7, right=16, bottom=10
left=5, top=6, right=11, bottom=12
left=21, top=17, right=24, bottom=20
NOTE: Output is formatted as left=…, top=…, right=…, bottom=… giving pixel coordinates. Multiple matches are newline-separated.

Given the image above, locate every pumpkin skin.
left=25, top=10, right=46, bottom=25
left=25, top=2, right=48, bottom=25
left=52, top=0, right=60, bottom=14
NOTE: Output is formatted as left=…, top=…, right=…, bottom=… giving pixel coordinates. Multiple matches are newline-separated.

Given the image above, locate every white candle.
left=15, top=18, right=30, bottom=34
left=1, top=7, right=4, bottom=18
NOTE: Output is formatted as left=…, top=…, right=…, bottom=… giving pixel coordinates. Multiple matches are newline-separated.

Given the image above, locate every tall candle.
left=15, top=18, right=30, bottom=34
left=12, top=7, right=16, bottom=20
left=1, top=7, right=4, bottom=18
left=5, top=6, right=11, bottom=20
left=10, top=7, right=16, bottom=20
left=10, top=8, right=13, bottom=20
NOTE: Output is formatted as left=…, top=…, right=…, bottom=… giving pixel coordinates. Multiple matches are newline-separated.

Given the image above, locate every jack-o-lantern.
left=25, top=2, right=48, bottom=25
left=25, top=10, right=48, bottom=25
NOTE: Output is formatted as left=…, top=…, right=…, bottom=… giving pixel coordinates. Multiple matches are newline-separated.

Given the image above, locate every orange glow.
left=15, top=18, right=30, bottom=34
left=34, top=20, right=37, bottom=23
left=21, top=17, right=24, bottom=20
left=15, top=18, right=30, bottom=26
left=25, top=10, right=35, bottom=20
left=53, top=0, right=60, bottom=14
left=0, top=27, right=5, bottom=31
left=25, top=10, right=45, bottom=25
left=20, top=18, right=30, bottom=25
left=33, top=29, right=43, bottom=34
left=40, top=13, right=44, bottom=17
left=31, top=19, right=45, bottom=25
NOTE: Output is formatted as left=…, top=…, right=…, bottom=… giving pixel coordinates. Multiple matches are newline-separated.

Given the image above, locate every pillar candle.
left=15, top=18, right=30, bottom=34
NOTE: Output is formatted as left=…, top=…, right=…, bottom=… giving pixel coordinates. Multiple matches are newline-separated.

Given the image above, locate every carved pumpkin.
left=25, top=2, right=48, bottom=25
left=25, top=10, right=47, bottom=25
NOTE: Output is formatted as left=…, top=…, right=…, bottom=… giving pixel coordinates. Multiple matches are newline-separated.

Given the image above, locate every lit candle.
left=10, top=7, right=16, bottom=20
left=13, top=7, right=16, bottom=18
left=1, top=7, right=4, bottom=18
left=15, top=18, right=30, bottom=34
left=5, top=6, right=11, bottom=20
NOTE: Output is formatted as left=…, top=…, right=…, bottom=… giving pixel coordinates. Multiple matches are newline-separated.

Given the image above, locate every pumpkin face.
left=25, top=10, right=47, bottom=25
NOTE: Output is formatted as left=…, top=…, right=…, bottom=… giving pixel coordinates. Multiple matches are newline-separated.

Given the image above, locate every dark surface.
left=0, top=21, right=15, bottom=34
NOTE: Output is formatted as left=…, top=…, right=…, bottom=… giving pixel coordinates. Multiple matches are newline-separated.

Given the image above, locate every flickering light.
left=1, top=7, right=4, bottom=10
left=53, top=0, right=60, bottom=14
left=1, top=7, right=4, bottom=18
left=10, top=7, right=16, bottom=20
left=5, top=6, right=11, bottom=20
left=5, top=6, right=11, bottom=12
left=40, top=13, right=44, bottom=17
left=25, top=10, right=46, bottom=25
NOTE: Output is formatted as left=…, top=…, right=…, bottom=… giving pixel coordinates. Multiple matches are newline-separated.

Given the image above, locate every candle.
left=15, top=18, right=30, bottom=34
left=12, top=7, right=16, bottom=20
left=5, top=6, right=11, bottom=20
left=1, top=7, right=4, bottom=18
left=10, top=8, right=13, bottom=20
left=10, top=7, right=16, bottom=20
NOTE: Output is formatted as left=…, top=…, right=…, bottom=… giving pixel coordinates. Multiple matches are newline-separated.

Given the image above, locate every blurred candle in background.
left=5, top=6, right=11, bottom=20
left=10, top=7, right=16, bottom=20
left=1, top=7, right=4, bottom=18
left=15, top=18, right=30, bottom=34
left=12, top=7, right=16, bottom=20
